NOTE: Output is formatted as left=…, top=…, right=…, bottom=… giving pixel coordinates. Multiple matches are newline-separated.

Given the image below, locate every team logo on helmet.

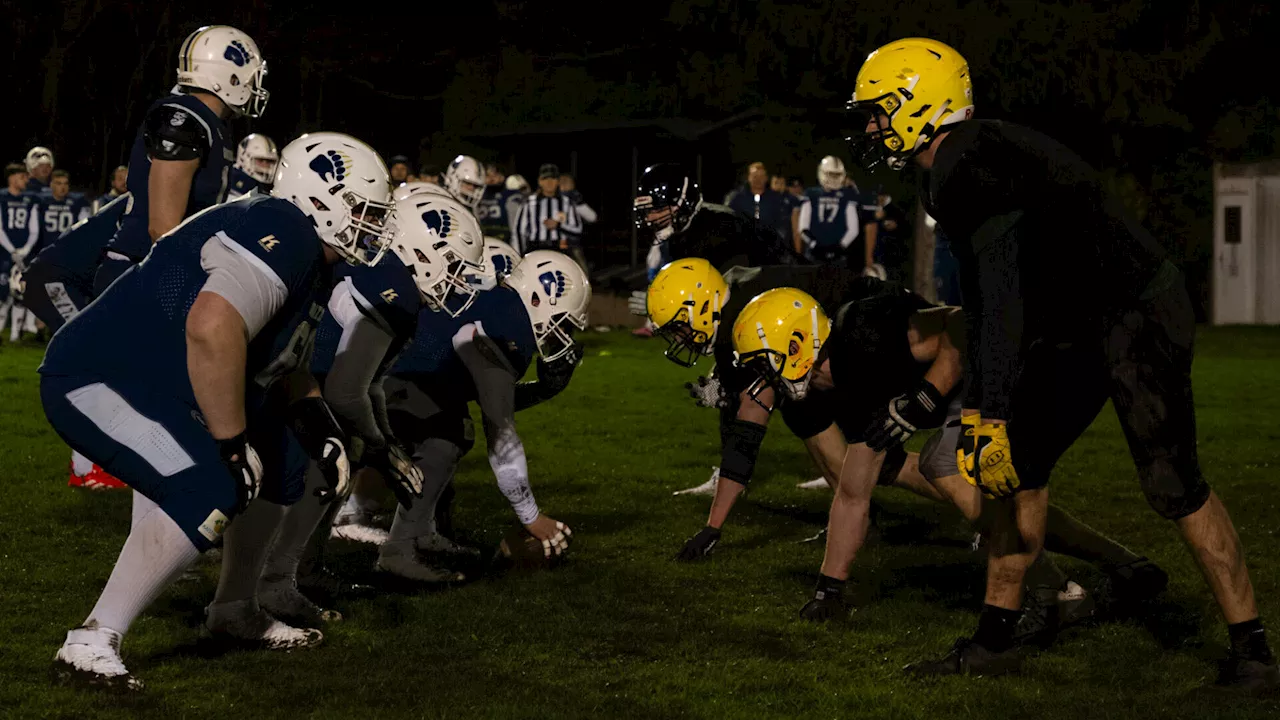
left=309, top=149, right=352, bottom=183
left=491, top=253, right=513, bottom=276
left=224, top=40, right=250, bottom=67
left=421, top=209, right=454, bottom=238
left=538, top=270, right=566, bottom=305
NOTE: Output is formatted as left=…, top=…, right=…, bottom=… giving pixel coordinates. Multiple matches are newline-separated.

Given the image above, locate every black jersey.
left=921, top=119, right=1168, bottom=418
left=665, top=203, right=805, bottom=273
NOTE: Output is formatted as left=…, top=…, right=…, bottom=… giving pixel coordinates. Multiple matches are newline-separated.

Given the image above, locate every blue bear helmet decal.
left=421, top=209, right=454, bottom=238
left=309, top=149, right=352, bottom=183
left=538, top=270, right=567, bottom=306
left=224, top=40, right=250, bottom=67
left=491, top=253, right=513, bottom=276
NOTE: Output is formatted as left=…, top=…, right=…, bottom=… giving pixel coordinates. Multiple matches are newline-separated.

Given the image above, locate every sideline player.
left=847, top=37, right=1276, bottom=689
left=795, top=156, right=877, bottom=271
left=94, top=24, right=268, bottom=295
left=40, top=132, right=396, bottom=690
left=0, top=163, right=41, bottom=339
left=227, top=134, right=279, bottom=200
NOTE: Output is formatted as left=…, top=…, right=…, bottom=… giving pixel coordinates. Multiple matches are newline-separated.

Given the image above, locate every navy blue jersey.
left=800, top=187, right=861, bottom=252
left=478, top=186, right=522, bottom=240
left=107, top=93, right=232, bottom=262
left=93, top=191, right=124, bottom=214
left=726, top=186, right=790, bottom=241
left=391, top=286, right=537, bottom=408
left=310, top=253, right=421, bottom=377
left=226, top=166, right=266, bottom=200
left=26, top=177, right=50, bottom=195
left=33, top=193, right=91, bottom=257
left=41, top=195, right=329, bottom=414
left=0, top=190, right=42, bottom=254
left=27, top=194, right=129, bottom=282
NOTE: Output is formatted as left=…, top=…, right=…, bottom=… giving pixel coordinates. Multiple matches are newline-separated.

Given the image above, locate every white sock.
left=131, top=491, right=159, bottom=530
left=0, top=298, right=10, bottom=332
left=9, top=305, right=20, bottom=342
left=83, top=506, right=200, bottom=635
left=213, top=499, right=286, bottom=605
left=71, top=450, right=94, bottom=477
left=387, top=438, right=459, bottom=543
left=263, top=464, right=330, bottom=585
left=22, top=305, right=37, bottom=333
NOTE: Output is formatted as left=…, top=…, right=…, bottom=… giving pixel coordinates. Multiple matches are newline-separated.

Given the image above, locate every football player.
left=795, top=156, right=878, bottom=271
left=93, top=25, right=268, bottom=296
left=1, top=163, right=41, bottom=341
left=33, top=170, right=91, bottom=258
left=24, top=147, right=55, bottom=195
left=227, top=134, right=279, bottom=200
left=477, top=164, right=525, bottom=242
left=257, top=192, right=484, bottom=623
left=374, top=250, right=588, bottom=581
left=39, top=132, right=396, bottom=691
left=93, top=166, right=129, bottom=213
left=442, top=155, right=486, bottom=211
left=847, top=37, right=1276, bottom=690
left=731, top=287, right=1166, bottom=645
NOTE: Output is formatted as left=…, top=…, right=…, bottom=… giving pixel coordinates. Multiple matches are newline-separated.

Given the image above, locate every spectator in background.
left=93, top=165, right=129, bottom=213
left=725, top=161, right=789, bottom=243
left=795, top=156, right=875, bottom=271
left=388, top=155, right=412, bottom=186
left=478, top=163, right=525, bottom=242
left=769, top=174, right=787, bottom=194
left=420, top=164, right=442, bottom=185
left=515, top=164, right=582, bottom=262
left=25, top=147, right=55, bottom=195
left=558, top=173, right=597, bottom=224
left=1, top=163, right=41, bottom=340
left=32, top=170, right=90, bottom=258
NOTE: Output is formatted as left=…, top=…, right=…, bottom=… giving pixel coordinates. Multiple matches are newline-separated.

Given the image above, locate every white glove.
left=628, top=290, right=648, bottom=317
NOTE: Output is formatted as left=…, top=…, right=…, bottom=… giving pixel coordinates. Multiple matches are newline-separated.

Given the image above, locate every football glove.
left=313, top=437, right=351, bottom=504
left=675, top=526, right=721, bottom=562
left=365, top=442, right=424, bottom=509
left=957, top=415, right=1021, bottom=498
left=537, top=340, right=582, bottom=390
left=285, top=397, right=351, bottom=505
left=956, top=413, right=980, bottom=488
left=864, top=379, right=945, bottom=452
left=628, top=290, right=648, bottom=317
left=685, top=375, right=729, bottom=409
left=216, top=432, right=263, bottom=515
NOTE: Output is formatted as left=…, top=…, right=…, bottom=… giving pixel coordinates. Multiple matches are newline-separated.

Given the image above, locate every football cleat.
left=51, top=626, right=143, bottom=692
left=83, top=465, right=128, bottom=490
left=413, top=532, right=482, bottom=562
left=1013, top=582, right=1096, bottom=649
left=376, top=542, right=465, bottom=583
left=673, top=467, right=719, bottom=496
left=796, top=477, right=831, bottom=490
left=905, top=637, right=1022, bottom=677
left=260, top=577, right=342, bottom=627
left=1215, top=654, right=1280, bottom=696
left=204, top=600, right=323, bottom=651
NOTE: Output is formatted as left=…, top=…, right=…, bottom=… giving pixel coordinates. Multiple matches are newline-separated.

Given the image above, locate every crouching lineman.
left=847, top=37, right=1276, bottom=689
left=731, top=288, right=1168, bottom=646
left=39, top=132, right=397, bottom=690
left=374, top=249, right=589, bottom=581
left=256, top=191, right=486, bottom=617
left=227, top=134, right=279, bottom=200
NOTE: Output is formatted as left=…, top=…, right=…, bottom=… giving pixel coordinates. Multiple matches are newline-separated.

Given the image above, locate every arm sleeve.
left=453, top=324, right=538, bottom=524
left=323, top=286, right=397, bottom=446
left=0, top=215, right=16, bottom=255
left=797, top=199, right=813, bottom=242
left=198, top=235, right=289, bottom=340
left=560, top=199, right=583, bottom=236
left=28, top=205, right=41, bottom=249
left=576, top=202, right=598, bottom=224
left=839, top=202, right=860, bottom=248
left=508, top=196, right=526, bottom=248
left=958, top=214, right=1025, bottom=419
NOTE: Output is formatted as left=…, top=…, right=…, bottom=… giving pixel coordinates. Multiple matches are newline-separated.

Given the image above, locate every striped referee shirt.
left=515, top=191, right=582, bottom=253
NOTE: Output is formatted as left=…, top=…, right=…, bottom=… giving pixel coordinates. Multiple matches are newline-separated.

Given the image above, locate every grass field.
left=2, top=325, right=1280, bottom=719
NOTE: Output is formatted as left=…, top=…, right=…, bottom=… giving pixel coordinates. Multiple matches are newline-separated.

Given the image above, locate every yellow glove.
left=956, top=413, right=980, bottom=488
left=973, top=422, right=1020, bottom=498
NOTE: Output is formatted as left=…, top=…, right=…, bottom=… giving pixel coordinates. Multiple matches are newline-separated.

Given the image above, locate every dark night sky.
left=4, top=0, right=1279, bottom=284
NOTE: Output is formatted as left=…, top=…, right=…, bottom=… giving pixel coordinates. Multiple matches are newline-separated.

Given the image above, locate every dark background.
left=4, top=0, right=1279, bottom=309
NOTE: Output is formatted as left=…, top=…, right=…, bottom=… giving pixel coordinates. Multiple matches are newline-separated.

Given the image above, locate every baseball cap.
left=539, top=163, right=560, bottom=179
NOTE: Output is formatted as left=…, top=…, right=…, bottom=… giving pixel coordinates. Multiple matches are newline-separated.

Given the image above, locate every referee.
left=515, top=164, right=582, bottom=255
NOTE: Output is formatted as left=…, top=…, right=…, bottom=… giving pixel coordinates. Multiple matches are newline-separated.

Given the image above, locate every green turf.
left=2, top=326, right=1280, bottom=718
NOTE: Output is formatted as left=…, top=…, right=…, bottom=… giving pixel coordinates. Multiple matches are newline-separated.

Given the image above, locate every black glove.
left=685, top=375, right=729, bottom=409
left=864, top=379, right=945, bottom=452
left=286, top=397, right=351, bottom=504
left=536, top=341, right=582, bottom=394
left=216, top=432, right=263, bottom=515
left=675, top=526, right=722, bottom=562
left=364, top=441, right=424, bottom=509
left=798, top=574, right=846, bottom=622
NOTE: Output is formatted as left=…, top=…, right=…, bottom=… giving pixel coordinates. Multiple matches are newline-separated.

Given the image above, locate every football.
left=497, top=526, right=560, bottom=569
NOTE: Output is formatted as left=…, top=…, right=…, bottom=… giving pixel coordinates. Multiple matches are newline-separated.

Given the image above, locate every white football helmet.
left=176, top=25, right=269, bottom=118
left=272, top=132, right=395, bottom=266
left=25, top=147, right=54, bottom=173
left=505, top=174, right=530, bottom=194
left=392, top=181, right=452, bottom=203
left=443, top=155, right=485, bottom=210
left=466, top=236, right=523, bottom=290
left=236, top=134, right=279, bottom=184
left=505, top=250, right=591, bottom=361
left=388, top=193, right=484, bottom=316
left=818, top=156, right=847, bottom=192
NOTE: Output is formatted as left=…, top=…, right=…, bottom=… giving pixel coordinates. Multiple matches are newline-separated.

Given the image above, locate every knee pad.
left=878, top=445, right=907, bottom=486
left=1139, top=456, right=1210, bottom=520
left=719, top=419, right=767, bottom=486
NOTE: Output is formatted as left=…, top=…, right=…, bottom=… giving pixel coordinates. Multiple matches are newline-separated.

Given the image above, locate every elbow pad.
left=718, top=419, right=767, bottom=486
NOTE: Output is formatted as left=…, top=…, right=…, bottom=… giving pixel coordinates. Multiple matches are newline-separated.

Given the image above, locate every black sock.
left=815, top=574, right=845, bottom=601
left=973, top=604, right=1021, bottom=653
left=1228, top=618, right=1274, bottom=663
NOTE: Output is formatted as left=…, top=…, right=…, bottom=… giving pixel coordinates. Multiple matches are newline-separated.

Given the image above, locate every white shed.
left=1213, top=161, right=1280, bottom=325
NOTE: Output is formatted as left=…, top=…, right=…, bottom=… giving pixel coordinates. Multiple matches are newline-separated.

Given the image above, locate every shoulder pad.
left=144, top=104, right=211, bottom=161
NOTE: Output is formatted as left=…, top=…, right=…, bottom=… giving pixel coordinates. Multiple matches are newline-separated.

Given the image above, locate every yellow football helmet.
left=647, top=258, right=729, bottom=366
left=731, top=288, right=831, bottom=409
left=847, top=37, right=973, bottom=171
